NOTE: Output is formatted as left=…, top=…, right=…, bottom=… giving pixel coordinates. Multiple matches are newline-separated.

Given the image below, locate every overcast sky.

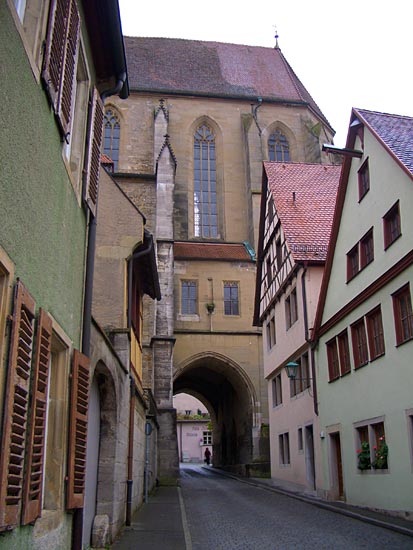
left=118, top=0, right=413, bottom=148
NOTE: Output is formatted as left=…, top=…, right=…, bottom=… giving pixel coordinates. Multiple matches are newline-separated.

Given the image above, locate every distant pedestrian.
left=204, top=447, right=211, bottom=465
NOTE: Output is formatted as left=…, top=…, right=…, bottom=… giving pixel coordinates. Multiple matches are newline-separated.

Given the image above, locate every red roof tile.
left=174, top=242, right=252, bottom=261
left=264, top=162, right=340, bottom=262
left=355, top=108, right=413, bottom=176
left=124, top=37, right=332, bottom=131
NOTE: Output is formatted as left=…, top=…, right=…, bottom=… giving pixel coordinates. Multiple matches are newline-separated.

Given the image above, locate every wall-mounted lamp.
left=284, top=361, right=300, bottom=379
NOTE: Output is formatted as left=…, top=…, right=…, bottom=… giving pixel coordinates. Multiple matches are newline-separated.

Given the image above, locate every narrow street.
left=179, top=465, right=413, bottom=550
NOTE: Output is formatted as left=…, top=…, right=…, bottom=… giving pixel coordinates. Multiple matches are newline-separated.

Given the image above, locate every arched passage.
left=174, top=352, right=258, bottom=468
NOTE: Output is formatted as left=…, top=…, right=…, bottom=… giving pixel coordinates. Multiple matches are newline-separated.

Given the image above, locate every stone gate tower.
left=104, top=37, right=335, bottom=480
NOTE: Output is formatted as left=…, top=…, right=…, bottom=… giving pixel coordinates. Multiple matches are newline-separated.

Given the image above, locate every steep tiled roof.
left=174, top=242, right=252, bottom=261
left=355, top=108, right=413, bottom=176
left=124, top=37, right=332, bottom=130
left=264, top=162, right=340, bottom=262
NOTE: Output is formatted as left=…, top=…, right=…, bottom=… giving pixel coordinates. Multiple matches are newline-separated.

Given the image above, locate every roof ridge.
left=355, top=107, right=413, bottom=120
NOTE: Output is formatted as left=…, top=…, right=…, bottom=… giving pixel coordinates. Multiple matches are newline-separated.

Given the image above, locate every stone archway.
left=174, top=352, right=258, bottom=469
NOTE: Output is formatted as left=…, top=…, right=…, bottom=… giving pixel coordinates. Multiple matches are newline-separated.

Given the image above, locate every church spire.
left=274, top=26, right=280, bottom=49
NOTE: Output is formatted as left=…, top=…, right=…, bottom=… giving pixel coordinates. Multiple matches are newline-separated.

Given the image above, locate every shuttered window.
left=84, top=87, right=104, bottom=215
left=67, top=350, right=90, bottom=509
left=42, top=0, right=80, bottom=141
left=22, top=309, right=52, bottom=525
left=0, top=281, right=35, bottom=531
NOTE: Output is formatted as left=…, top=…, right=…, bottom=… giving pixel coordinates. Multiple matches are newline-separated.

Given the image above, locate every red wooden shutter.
left=57, top=0, right=80, bottom=141
left=42, top=0, right=70, bottom=113
left=67, top=350, right=90, bottom=509
left=84, top=87, right=104, bottom=216
left=0, top=281, right=36, bottom=531
left=42, top=0, right=80, bottom=141
left=21, top=309, right=53, bottom=525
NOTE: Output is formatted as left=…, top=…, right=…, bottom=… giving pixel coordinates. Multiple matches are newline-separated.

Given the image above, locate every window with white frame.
left=181, top=280, right=197, bottom=315
left=203, top=431, right=212, bottom=445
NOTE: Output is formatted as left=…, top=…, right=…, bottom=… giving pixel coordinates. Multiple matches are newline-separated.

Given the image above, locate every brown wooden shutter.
left=0, top=281, right=36, bottom=531
left=42, top=0, right=80, bottom=141
left=21, top=309, right=53, bottom=525
left=57, top=0, right=80, bottom=141
left=42, top=0, right=70, bottom=113
left=67, top=350, right=90, bottom=509
left=84, top=87, right=104, bottom=215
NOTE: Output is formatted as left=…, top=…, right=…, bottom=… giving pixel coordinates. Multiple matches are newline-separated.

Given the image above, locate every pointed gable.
left=264, top=162, right=340, bottom=262
left=355, top=109, right=413, bottom=177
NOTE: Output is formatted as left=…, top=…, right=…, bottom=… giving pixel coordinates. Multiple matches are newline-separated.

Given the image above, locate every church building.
left=103, top=36, right=336, bottom=480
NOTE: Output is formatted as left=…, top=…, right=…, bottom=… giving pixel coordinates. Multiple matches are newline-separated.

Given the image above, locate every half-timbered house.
left=254, top=162, right=340, bottom=493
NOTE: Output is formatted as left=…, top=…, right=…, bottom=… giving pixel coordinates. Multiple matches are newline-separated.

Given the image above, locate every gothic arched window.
left=194, top=124, right=217, bottom=238
left=103, top=109, right=120, bottom=171
left=268, top=130, right=290, bottom=162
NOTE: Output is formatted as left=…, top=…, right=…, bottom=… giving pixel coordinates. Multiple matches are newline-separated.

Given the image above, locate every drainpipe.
left=126, top=378, right=135, bottom=526
left=73, top=74, right=128, bottom=550
left=301, top=264, right=319, bottom=416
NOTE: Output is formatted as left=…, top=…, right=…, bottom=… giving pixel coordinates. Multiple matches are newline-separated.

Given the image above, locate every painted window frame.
left=337, top=329, right=351, bottom=376
left=351, top=317, right=369, bottom=369
left=358, top=158, right=370, bottom=201
left=366, top=305, right=385, bottom=360
left=383, top=200, right=401, bottom=250
left=360, top=228, right=374, bottom=270
left=326, top=337, right=340, bottom=381
left=392, top=283, right=413, bottom=346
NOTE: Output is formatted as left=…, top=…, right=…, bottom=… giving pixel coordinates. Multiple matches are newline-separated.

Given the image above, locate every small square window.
left=392, top=284, right=413, bottom=346
left=383, top=201, right=401, bottom=249
left=366, top=306, right=385, bottom=360
left=358, top=159, right=370, bottom=200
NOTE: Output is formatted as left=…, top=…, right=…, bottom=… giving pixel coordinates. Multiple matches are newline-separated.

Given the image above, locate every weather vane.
left=273, top=25, right=280, bottom=49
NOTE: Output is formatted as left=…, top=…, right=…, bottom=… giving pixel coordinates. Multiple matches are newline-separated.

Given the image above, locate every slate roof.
left=264, top=162, right=340, bottom=262
left=174, top=242, right=253, bottom=261
left=355, top=108, right=413, bottom=176
left=124, top=37, right=332, bottom=131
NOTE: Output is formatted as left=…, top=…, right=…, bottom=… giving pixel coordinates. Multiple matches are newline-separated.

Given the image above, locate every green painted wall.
left=0, top=3, right=87, bottom=347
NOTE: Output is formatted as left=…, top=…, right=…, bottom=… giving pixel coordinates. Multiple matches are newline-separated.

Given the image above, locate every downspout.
left=126, top=379, right=135, bottom=526
left=74, top=75, right=128, bottom=550
left=301, top=264, right=318, bottom=416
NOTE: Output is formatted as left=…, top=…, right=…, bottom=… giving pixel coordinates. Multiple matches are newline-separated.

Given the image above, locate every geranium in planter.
left=372, top=436, right=388, bottom=469
left=357, top=441, right=371, bottom=470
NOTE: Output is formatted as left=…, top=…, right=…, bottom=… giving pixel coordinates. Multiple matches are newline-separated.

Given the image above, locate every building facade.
left=314, top=109, right=413, bottom=517
left=0, top=1, right=127, bottom=548
left=254, top=162, right=339, bottom=493
left=104, top=36, right=336, bottom=479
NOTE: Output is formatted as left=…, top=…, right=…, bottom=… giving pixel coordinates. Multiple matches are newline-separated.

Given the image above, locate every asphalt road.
left=180, top=465, right=413, bottom=550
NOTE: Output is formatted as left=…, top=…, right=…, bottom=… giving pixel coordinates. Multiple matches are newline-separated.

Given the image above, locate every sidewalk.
left=110, top=485, right=190, bottom=550
left=110, top=467, right=413, bottom=549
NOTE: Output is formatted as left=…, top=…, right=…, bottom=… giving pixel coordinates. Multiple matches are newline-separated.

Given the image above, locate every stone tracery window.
left=103, top=109, right=121, bottom=171
left=194, top=124, right=218, bottom=238
left=268, top=130, right=290, bottom=162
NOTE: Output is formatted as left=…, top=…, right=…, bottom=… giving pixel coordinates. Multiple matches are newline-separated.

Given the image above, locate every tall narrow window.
left=194, top=124, right=217, bottom=238
left=268, top=131, right=290, bottom=162
left=103, top=109, right=120, bottom=171
left=326, top=338, right=340, bottom=381
left=338, top=330, right=351, bottom=375
left=351, top=318, right=369, bottom=368
left=181, top=281, right=197, bottom=315
left=392, top=284, right=413, bottom=345
left=383, top=201, right=401, bottom=249
left=366, top=306, right=385, bottom=360
left=285, top=288, right=297, bottom=329
left=224, top=282, right=239, bottom=315
left=358, top=159, right=370, bottom=200
left=360, top=229, right=374, bottom=269
left=279, top=432, right=290, bottom=465
left=272, top=374, right=282, bottom=407
left=347, top=244, right=359, bottom=281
